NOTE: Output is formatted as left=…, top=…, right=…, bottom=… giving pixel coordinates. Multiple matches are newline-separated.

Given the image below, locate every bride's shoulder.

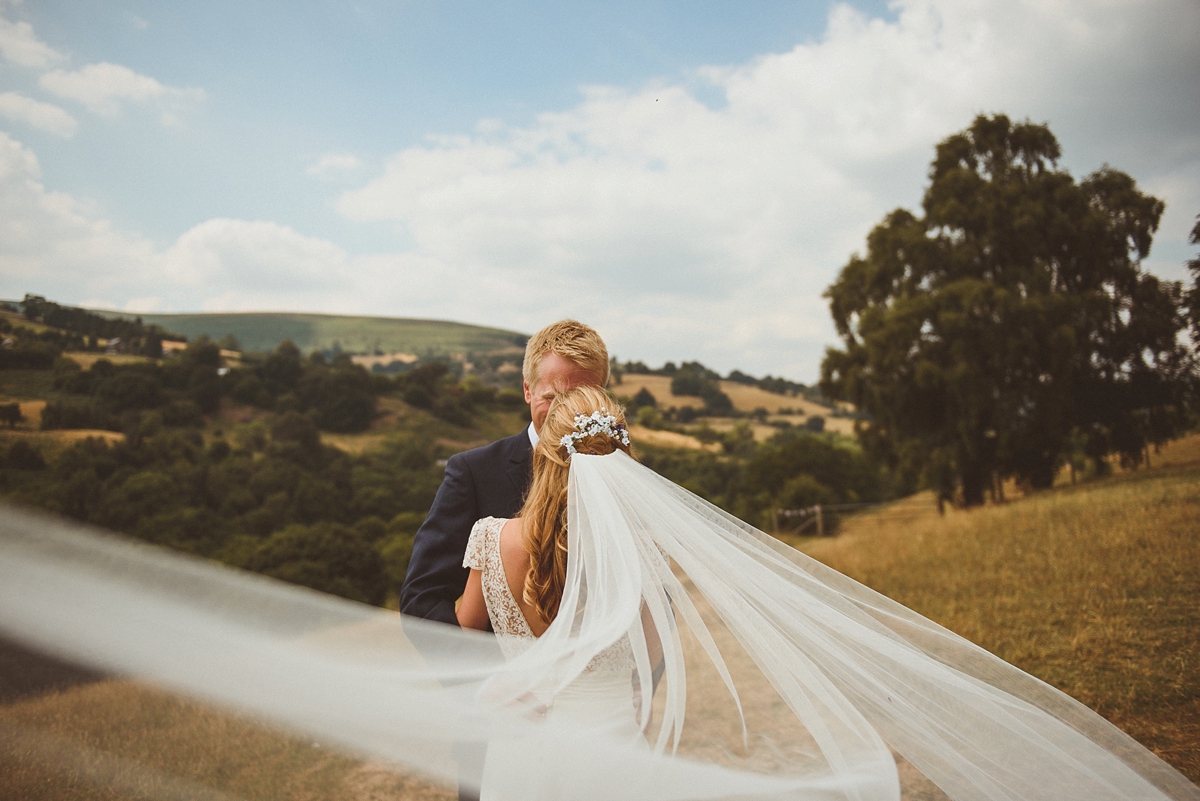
left=497, top=518, right=526, bottom=559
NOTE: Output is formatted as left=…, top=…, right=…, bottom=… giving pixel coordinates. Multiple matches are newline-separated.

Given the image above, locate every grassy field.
left=0, top=678, right=454, bottom=800
left=97, top=311, right=527, bottom=357
left=799, top=434, right=1200, bottom=784
left=612, top=373, right=856, bottom=436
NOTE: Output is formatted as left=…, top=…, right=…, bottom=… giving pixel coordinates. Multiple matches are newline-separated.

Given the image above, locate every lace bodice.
left=464, top=516, right=634, bottom=673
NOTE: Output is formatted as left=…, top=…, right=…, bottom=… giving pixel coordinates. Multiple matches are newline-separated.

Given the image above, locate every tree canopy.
left=821, top=114, right=1195, bottom=506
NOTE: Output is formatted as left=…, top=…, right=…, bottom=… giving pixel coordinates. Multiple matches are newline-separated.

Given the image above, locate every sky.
left=0, top=0, right=1197, bottom=382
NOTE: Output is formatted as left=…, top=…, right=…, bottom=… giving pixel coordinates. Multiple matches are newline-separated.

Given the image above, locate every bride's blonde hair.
left=520, top=385, right=633, bottom=625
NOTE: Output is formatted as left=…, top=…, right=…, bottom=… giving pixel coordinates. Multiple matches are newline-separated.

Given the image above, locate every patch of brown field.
left=370, top=396, right=410, bottom=429
left=716, top=382, right=835, bottom=417
left=0, top=428, right=124, bottom=459
left=350, top=353, right=418, bottom=370
left=320, top=432, right=391, bottom=454
left=63, top=352, right=154, bottom=369
left=1135, top=432, right=1200, bottom=471
left=690, top=418, right=777, bottom=442
left=0, top=310, right=52, bottom=334
left=432, top=435, right=489, bottom=453
left=796, top=463, right=1200, bottom=784
left=611, top=375, right=704, bottom=409
left=612, top=375, right=857, bottom=435
left=627, top=425, right=719, bottom=451
left=1051, top=432, right=1200, bottom=488
left=0, top=679, right=454, bottom=801
left=0, top=398, right=48, bottom=429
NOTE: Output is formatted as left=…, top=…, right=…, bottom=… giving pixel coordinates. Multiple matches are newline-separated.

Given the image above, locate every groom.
left=400, top=319, right=609, bottom=627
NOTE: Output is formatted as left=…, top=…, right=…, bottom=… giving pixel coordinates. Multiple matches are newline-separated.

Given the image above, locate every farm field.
left=97, top=310, right=527, bottom=358
left=612, top=373, right=855, bottom=435
left=799, top=434, right=1200, bottom=786
left=0, top=668, right=455, bottom=801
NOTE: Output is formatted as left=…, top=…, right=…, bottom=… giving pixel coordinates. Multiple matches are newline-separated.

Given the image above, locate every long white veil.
left=1, top=451, right=1196, bottom=800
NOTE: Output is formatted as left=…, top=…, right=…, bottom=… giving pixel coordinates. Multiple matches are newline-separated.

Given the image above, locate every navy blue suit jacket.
left=400, top=429, right=532, bottom=627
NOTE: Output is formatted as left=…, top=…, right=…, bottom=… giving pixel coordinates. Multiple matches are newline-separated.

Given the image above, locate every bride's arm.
left=456, top=569, right=489, bottom=630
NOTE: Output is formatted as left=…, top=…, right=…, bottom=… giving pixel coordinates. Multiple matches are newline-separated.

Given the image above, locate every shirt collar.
left=527, top=421, right=539, bottom=447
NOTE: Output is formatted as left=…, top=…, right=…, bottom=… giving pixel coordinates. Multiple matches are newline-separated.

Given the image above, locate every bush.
left=41, top=400, right=120, bottom=431
left=0, top=340, right=61, bottom=369
left=97, top=370, right=163, bottom=411
left=0, top=403, right=22, bottom=429
left=246, top=522, right=389, bottom=605
left=629, top=387, right=657, bottom=411
left=5, top=440, right=45, bottom=470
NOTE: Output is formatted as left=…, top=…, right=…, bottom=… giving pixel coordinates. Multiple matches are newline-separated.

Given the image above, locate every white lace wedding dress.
left=464, top=516, right=646, bottom=800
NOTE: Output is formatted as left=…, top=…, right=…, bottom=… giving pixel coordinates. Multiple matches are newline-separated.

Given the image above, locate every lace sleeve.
left=463, top=517, right=491, bottom=570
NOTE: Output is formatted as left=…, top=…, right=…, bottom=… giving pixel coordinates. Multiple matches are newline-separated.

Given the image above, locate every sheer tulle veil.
left=1, top=450, right=1196, bottom=800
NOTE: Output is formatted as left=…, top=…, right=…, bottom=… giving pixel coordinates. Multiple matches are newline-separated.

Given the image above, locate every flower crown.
left=559, top=408, right=630, bottom=457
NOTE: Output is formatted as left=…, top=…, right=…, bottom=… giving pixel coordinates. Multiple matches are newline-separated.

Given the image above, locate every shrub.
left=246, top=522, right=389, bottom=605
left=41, top=400, right=120, bottom=431
left=5, top=440, right=45, bottom=470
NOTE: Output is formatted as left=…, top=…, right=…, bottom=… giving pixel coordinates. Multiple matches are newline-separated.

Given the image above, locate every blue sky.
left=1, top=0, right=1197, bottom=381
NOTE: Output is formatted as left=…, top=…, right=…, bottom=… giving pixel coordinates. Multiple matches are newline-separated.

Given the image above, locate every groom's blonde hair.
left=520, top=385, right=632, bottom=625
left=522, top=320, right=609, bottom=388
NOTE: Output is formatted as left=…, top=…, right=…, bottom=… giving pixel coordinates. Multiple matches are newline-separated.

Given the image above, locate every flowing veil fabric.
left=1, top=451, right=1197, bottom=800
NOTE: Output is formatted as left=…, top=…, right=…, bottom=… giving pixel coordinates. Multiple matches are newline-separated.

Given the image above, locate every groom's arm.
left=401, top=452, right=478, bottom=626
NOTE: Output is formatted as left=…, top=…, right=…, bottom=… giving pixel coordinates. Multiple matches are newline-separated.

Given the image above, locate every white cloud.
left=0, top=131, right=159, bottom=303
left=306, top=152, right=363, bottom=179
left=40, top=62, right=205, bottom=121
left=4, top=0, right=1198, bottom=379
left=0, top=91, right=76, bottom=137
left=0, top=14, right=64, bottom=68
left=335, top=0, right=1200, bottom=377
left=0, top=131, right=464, bottom=320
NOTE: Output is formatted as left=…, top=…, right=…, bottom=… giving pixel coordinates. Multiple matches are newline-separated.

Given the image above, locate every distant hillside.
left=96, top=311, right=528, bottom=356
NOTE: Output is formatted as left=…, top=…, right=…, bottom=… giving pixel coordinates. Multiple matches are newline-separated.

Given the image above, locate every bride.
left=1, top=385, right=1197, bottom=800
left=445, top=385, right=1194, bottom=801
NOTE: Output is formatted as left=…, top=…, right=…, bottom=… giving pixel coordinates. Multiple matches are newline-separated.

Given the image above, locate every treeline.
left=12, top=294, right=184, bottom=357
left=0, top=418, right=441, bottom=605
left=38, top=339, right=524, bottom=437
left=0, top=414, right=885, bottom=605
left=639, top=426, right=890, bottom=533
left=615, top=359, right=827, bottom=407
left=0, top=317, right=74, bottom=370
left=0, top=333, right=530, bottom=605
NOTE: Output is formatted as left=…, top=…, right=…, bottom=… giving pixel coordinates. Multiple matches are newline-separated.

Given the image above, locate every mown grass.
left=800, top=437, right=1200, bottom=783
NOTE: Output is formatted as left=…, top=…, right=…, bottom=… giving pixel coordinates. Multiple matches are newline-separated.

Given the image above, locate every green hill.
left=97, top=311, right=528, bottom=356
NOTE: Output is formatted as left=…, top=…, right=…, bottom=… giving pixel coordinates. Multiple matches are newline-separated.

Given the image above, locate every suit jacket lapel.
left=503, top=430, right=533, bottom=499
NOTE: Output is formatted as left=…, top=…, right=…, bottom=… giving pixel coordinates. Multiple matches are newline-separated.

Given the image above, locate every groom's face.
left=524, top=352, right=603, bottom=433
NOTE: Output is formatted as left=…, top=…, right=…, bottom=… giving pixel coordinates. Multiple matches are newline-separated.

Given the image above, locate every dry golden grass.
left=612, top=375, right=704, bottom=409
left=0, top=680, right=454, bottom=801
left=799, top=449, right=1200, bottom=784
left=627, top=424, right=720, bottom=451
left=63, top=352, right=154, bottom=369
left=613, top=374, right=856, bottom=435
left=320, top=432, right=391, bottom=454
left=696, top=417, right=792, bottom=442
left=0, top=310, right=52, bottom=334
left=0, top=427, right=124, bottom=460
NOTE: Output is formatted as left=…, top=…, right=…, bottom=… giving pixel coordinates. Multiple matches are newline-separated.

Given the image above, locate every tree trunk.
left=960, top=460, right=986, bottom=507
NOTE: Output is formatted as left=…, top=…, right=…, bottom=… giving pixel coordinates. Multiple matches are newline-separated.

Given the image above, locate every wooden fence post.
left=815, top=504, right=824, bottom=537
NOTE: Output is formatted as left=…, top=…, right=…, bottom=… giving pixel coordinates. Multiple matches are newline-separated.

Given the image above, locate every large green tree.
left=821, top=114, right=1193, bottom=506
